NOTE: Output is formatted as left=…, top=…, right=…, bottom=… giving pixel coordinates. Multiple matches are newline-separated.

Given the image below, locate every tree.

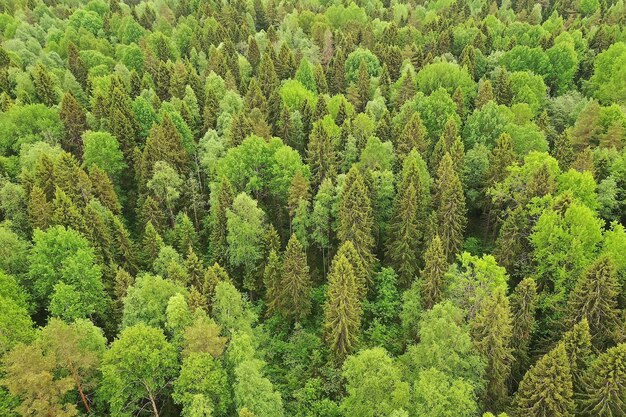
left=234, top=359, right=284, bottom=417
left=385, top=183, right=420, bottom=285
left=420, top=235, right=448, bottom=310
left=38, top=318, right=106, bottom=415
left=514, top=343, right=575, bottom=417
left=510, top=278, right=537, bottom=380
left=338, top=166, right=375, bottom=271
left=561, top=319, right=593, bottom=394
left=147, top=161, right=183, bottom=224
left=324, top=253, right=362, bottom=360
left=411, top=368, right=479, bottom=417
left=209, top=177, right=234, bottom=266
left=59, top=92, right=86, bottom=157
left=227, top=193, right=266, bottom=291
left=579, top=343, right=626, bottom=417
left=173, top=353, right=232, bottom=417
left=340, top=348, right=409, bottom=417
left=28, top=225, right=104, bottom=318
left=471, top=288, right=513, bottom=411
left=397, top=112, right=429, bottom=162
left=82, top=131, right=126, bottom=180
left=276, top=234, right=311, bottom=321
left=100, top=324, right=178, bottom=417
left=567, top=255, right=621, bottom=348
left=434, top=153, right=467, bottom=260
left=32, top=63, right=59, bottom=106
left=307, top=123, right=337, bottom=187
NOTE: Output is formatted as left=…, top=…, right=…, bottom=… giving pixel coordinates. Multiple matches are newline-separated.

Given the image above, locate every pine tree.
left=487, top=133, right=516, bottom=187
left=139, top=114, right=189, bottom=184
left=471, top=287, right=514, bottom=411
left=275, top=234, right=311, bottom=322
left=329, top=47, right=346, bottom=94
left=59, top=91, right=87, bottom=157
left=420, top=234, right=448, bottom=309
left=514, top=342, right=575, bottom=417
left=209, top=177, right=234, bottom=266
left=336, top=240, right=368, bottom=300
left=288, top=170, right=310, bottom=219
left=552, top=130, right=576, bottom=171
left=338, top=166, right=376, bottom=272
left=567, top=255, right=621, bottom=348
left=307, top=122, right=337, bottom=187
left=434, top=153, right=467, bottom=261
left=112, top=216, right=138, bottom=274
left=397, top=112, right=429, bottom=162
left=258, top=51, right=279, bottom=98
left=350, top=60, right=370, bottom=113
left=29, top=185, right=52, bottom=231
left=579, top=343, right=626, bottom=417
left=431, top=117, right=463, bottom=174
left=324, top=253, right=362, bottom=361
left=510, top=278, right=537, bottom=381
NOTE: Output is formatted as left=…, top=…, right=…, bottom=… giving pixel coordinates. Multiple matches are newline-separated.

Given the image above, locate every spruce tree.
left=431, top=117, right=464, bottom=174
left=209, top=177, right=234, bottom=266
left=487, top=133, right=516, bottom=187
left=475, top=79, right=495, bottom=108
left=514, top=342, right=575, bottom=417
left=471, top=287, right=514, bottom=411
left=32, top=63, right=58, bottom=106
left=434, top=153, right=467, bottom=261
left=263, top=249, right=282, bottom=316
left=385, top=183, right=420, bottom=286
left=89, top=165, right=122, bottom=215
left=67, top=42, right=88, bottom=89
left=59, top=91, right=87, bottom=157
left=29, top=185, right=51, bottom=231
left=579, top=343, right=626, bottom=417
left=276, top=234, right=311, bottom=322
left=307, top=122, right=337, bottom=187
left=142, top=221, right=164, bottom=270
left=139, top=114, right=189, bottom=184
left=567, top=255, right=621, bottom=348
left=397, top=112, right=429, bottom=162
left=561, top=319, right=593, bottom=394
left=510, top=277, right=537, bottom=381
left=338, top=166, right=376, bottom=272
left=324, top=253, right=362, bottom=361
left=420, top=234, right=448, bottom=309
left=336, top=240, right=368, bottom=300
left=288, top=170, right=310, bottom=219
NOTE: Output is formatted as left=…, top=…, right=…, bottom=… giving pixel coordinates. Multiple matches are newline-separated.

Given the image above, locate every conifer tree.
left=336, top=240, right=368, bottom=300
left=567, top=255, right=621, bottom=348
left=324, top=253, right=362, bottom=360
left=420, top=234, right=448, bottom=309
left=288, top=170, right=310, bottom=219
left=52, top=188, right=87, bottom=233
left=275, top=234, right=311, bottom=322
left=29, top=185, right=51, bottom=231
left=431, top=117, right=464, bottom=174
left=67, top=42, right=88, bottom=89
left=561, top=319, right=593, bottom=394
left=89, top=166, right=122, bottom=215
left=579, top=343, right=626, bottom=417
left=258, top=51, right=279, bottom=98
left=552, top=130, right=576, bottom=171
left=338, top=166, right=376, bottom=271
left=263, top=250, right=282, bottom=316
left=351, top=60, right=370, bottom=113
left=510, top=278, right=537, bottom=381
left=471, top=287, right=514, bottom=411
left=140, top=114, right=189, bottom=184
left=32, top=63, right=58, bottom=106
left=59, top=92, right=87, bottom=157
left=210, top=178, right=234, bottom=266
left=434, top=153, right=467, bottom=260
left=475, top=79, right=495, bottom=108
left=329, top=47, right=346, bottom=94
left=397, top=112, right=429, bottom=162
left=385, top=183, right=420, bottom=285
left=112, top=216, right=138, bottom=274
left=514, top=342, right=575, bottom=417
left=487, top=133, right=516, bottom=187
left=141, top=221, right=164, bottom=270
left=203, top=87, right=220, bottom=131
left=307, top=123, right=337, bottom=187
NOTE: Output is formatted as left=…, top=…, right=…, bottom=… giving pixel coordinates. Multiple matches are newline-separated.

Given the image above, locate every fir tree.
left=514, top=342, right=575, bottom=417
left=112, top=216, right=138, bottom=274
left=89, top=166, right=122, bottom=215
left=420, top=234, right=448, bottom=309
left=276, top=234, right=311, bottom=322
left=139, top=114, right=189, bottom=184
left=434, top=153, right=467, bottom=261
left=567, top=255, right=621, bottom=348
left=475, top=79, right=495, bottom=108
left=142, top=221, right=164, bottom=270
left=471, top=287, right=514, bottom=411
left=338, top=166, right=376, bottom=272
left=385, top=183, right=420, bottom=285
left=324, top=253, right=362, bottom=361
left=561, top=319, right=593, bottom=395
left=288, top=170, right=310, bottom=219
left=32, top=63, right=58, bottom=106
left=67, top=42, right=88, bottom=89
left=336, top=240, right=368, bottom=300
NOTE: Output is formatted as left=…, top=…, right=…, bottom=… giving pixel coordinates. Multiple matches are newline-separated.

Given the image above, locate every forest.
left=0, top=0, right=626, bottom=415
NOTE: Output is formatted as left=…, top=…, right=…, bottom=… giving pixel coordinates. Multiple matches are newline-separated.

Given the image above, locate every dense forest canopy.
left=0, top=0, right=626, bottom=415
